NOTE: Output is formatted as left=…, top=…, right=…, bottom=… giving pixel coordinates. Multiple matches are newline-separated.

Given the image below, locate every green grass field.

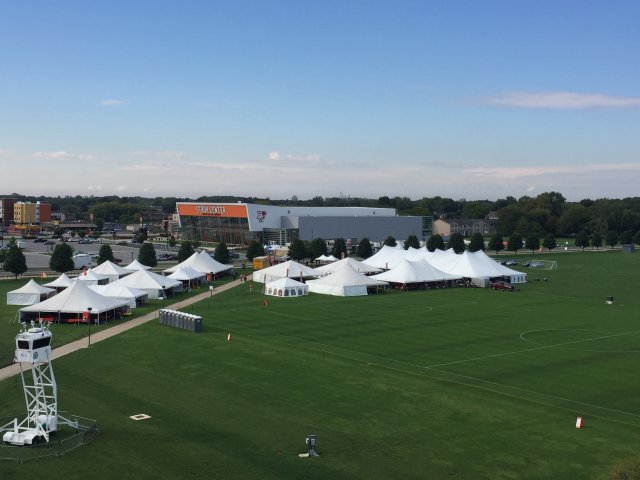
left=1, top=252, right=639, bottom=479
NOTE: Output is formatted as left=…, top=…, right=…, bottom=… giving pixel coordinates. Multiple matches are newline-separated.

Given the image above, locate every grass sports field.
left=0, top=251, right=639, bottom=479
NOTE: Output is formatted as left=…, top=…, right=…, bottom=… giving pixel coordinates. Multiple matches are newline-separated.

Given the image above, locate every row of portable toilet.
left=159, top=308, right=203, bottom=333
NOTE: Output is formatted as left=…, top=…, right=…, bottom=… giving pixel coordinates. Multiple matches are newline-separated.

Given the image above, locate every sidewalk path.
left=0, top=277, right=249, bottom=382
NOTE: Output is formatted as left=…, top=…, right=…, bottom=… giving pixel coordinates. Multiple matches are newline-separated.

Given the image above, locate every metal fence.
left=0, top=412, right=99, bottom=462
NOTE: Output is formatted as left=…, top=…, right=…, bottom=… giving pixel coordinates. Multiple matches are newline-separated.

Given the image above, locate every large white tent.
left=163, top=251, right=232, bottom=276
left=252, top=260, right=318, bottom=283
left=92, top=260, right=132, bottom=283
left=7, top=280, right=55, bottom=305
left=20, top=280, right=131, bottom=322
left=361, top=244, right=408, bottom=270
left=371, top=259, right=462, bottom=287
left=314, top=257, right=381, bottom=276
left=43, top=273, right=74, bottom=291
left=265, top=277, right=309, bottom=297
left=307, top=262, right=387, bottom=297
left=89, top=283, right=148, bottom=309
left=109, top=269, right=181, bottom=299
left=428, top=250, right=527, bottom=284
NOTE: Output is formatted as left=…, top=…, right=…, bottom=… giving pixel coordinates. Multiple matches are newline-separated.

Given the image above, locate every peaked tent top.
left=9, top=279, right=55, bottom=295
left=252, top=260, right=318, bottom=283
left=314, top=257, right=381, bottom=275
left=92, top=260, right=132, bottom=276
left=124, top=259, right=152, bottom=271
left=163, top=251, right=232, bottom=275
left=43, top=273, right=74, bottom=288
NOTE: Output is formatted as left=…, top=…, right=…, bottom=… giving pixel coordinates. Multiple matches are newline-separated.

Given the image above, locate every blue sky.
left=1, top=1, right=639, bottom=201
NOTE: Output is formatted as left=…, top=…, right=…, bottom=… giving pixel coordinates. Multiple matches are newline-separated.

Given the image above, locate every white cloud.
left=463, top=162, right=640, bottom=180
left=33, top=151, right=97, bottom=161
left=483, top=91, right=640, bottom=109
left=268, top=151, right=281, bottom=161
left=116, top=185, right=127, bottom=192
left=99, top=99, right=126, bottom=106
left=87, top=185, right=103, bottom=191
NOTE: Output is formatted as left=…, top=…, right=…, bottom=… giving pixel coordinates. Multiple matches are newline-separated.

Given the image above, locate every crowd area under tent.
left=19, top=280, right=131, bottom=324
left=265, top=277, right=309, bottom=297
left=7, top=280, right=56, bottom=306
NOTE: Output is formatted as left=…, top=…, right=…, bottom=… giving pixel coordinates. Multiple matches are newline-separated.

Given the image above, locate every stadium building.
left=176, top=202, right=432, bottom=247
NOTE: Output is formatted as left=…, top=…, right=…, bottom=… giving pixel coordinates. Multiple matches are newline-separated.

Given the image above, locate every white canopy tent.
left=167, top=265, right=206, bottom=291
left=428, top=250, right=527, bottom=284
left=74, top=268, right=110, bottom=286
left=43, top=273, right=74, bottom=291
left=265, top=277, right=309, bottom=297
left=252, top=260, right=318, bottom=283
left=361, top=244, right=408, bottom=270
left=314, top=257, right=381, bottom=276
left=315, top=254, right=339, bottom=263
left=20, top=280, right=131, bottom=323
left=7, top=280, right=56, bottom=306
left=371, top=259, right=462, bottom=287
left=163, top=251, right=232, bottom=277
left=307, top=262, right=387, bottom=297
left=92, top=260, right=132, bottom=283
left=123, top=259, right=152, bottom=271
left=89, top=283, right=148, bottom=309
left=109, top=269, right=181, bottom=299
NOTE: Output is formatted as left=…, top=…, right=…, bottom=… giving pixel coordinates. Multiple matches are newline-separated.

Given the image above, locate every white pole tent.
left=20, top=280, right=131, bottom=323
left=306, top=261, right=387, bottom=297
left=371, top=258, right=462, bottom=289
left=109, top=269, right=181, bottom=299
left=74, top=268, right=110, bottom=286
left=91, top=260, right=133, bottom=283
left=163, top=251, right=232, bottom=277
left=42, top=273, right=74, bottom=292
left=314, top=257, right=381, bottom=276
left=252, top=260, right=319, bottom=283
left=7, top=280, right=56, bottom=306
left=88, top=283, right=148, bottom=309
left=361, top=244, right=408, bottom=270
left=123, top=259, right=152, bottom=271
left=166, top=265, right=207, bottom=291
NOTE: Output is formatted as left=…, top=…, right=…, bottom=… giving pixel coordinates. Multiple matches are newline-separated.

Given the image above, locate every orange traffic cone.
left=576, top=417, right=583, bottom=429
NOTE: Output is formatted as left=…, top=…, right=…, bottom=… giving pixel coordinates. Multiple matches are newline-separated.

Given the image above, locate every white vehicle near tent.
left=7, top=280, right=56, bottom=306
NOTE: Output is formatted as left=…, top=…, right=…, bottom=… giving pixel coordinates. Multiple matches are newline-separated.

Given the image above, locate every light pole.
left=87, top=307, right=92, bottom=347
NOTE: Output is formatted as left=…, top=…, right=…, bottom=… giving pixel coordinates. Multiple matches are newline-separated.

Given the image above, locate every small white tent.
left=307, top=262, right=387, bottom=297
left=252, top=260, right=318, bottom=283
left=92, top=260, right=132, bottom=283
left=124, top=259, right=152, bottom=271
left=7, top=280, right=56, bottom=305
left=89, top=283, right=148, bottom=309
left=167, top=265, right=206, bottom=291
left=315, top=254, right=338, bottom=263
left=163, top=251, right=232, bottom=277
left=110, top=269, right=181, bottom=299
left=265, top=277, right=309, bottom=297
left=75, top=268, right=110, bottom=286
left=43, top=273, right=74, bottom=291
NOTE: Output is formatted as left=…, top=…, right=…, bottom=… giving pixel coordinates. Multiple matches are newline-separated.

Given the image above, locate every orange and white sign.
left=576, top=417, right=583, bottom=429
left=177, top=203, right=248, bottom=218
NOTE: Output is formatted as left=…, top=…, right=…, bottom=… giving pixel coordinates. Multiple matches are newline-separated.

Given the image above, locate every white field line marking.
left=214, top=322, right=640, bottom=425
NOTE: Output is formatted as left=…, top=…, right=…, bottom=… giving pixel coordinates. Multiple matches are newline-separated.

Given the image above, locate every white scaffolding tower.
left=2, top=321, right=77, bottom=446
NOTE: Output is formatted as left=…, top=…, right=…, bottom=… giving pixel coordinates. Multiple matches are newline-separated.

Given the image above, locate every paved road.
left=0, top=276, right=249, bottom=382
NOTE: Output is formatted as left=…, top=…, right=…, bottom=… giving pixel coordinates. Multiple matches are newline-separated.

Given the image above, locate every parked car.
left=529, top=261, right=545, bottom=268
left=490, top=280, right=515, bottom=291
left=33, top=238, right=47, bottom=243
left=505, top=260, right=518, bottom=266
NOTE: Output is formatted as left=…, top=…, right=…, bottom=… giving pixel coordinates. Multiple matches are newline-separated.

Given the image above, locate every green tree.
left=49, top=243, right=75, bottom=273
left=525, top=234, right=540, bottom=254
left=591, top=232, right=603, bottom=250
left=508, top=233, right=523, bottom=253
left=307, top=238, right=327, bottom=259
left=620, top=230, right=634, bottom=245
left=426, top=234, right=445, bottom=252
left=383, top=236, right=397, bottom=247
left=4, top=241, right=27, bottom=278
left=356, top=238, right=374, bottom=258
left=542, top=234, right=557, bottom=252
left=468, top=232, right=485, bottom=252
left=606, top=231, right=619, bottom=250
left=97, top=243, right=115, bottom=264
left=288, top=239, right=307, bottom=261
left=214, top=242, right=230, bottom=264
left=178, top=241, right=195, bottom=263
left=245, top=240, right=265, bottom=261
left=138, top=242, right=158, bottom=267
left=403, top=235, right=421, bottom=250
left=168, top=236, right=177, bottom=248
left=447, top=233, right=465, bottom=254
left=634, top=231, right=640, bottom=246
left=575, top=231, right=590, bottom=251
left=488, top=233, right=505, bottom=255
left=332, top=238, right=348, bottom=259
